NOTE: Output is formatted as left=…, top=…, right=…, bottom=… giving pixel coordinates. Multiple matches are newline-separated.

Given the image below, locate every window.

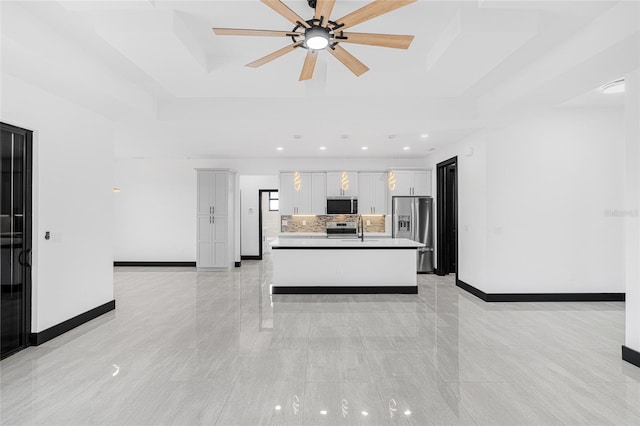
left=269, top=191, right=279, bottom=211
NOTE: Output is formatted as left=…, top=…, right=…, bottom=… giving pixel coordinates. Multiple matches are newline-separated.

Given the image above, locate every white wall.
left=114, top=159, right=198, bottom=262
left=625, top=69, right=640, bottom=352
left=1, top=74, right=114, bottom=332
left=427, top=107, right=626, bottom=294
left=486, top=109, right=625, bottom=293
left=114, top=157, right=425, bottom=260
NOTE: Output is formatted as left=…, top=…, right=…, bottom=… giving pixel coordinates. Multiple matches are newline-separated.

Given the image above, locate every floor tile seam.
left=211, top=367, right=243, bottom=426
left=449, top=380, right=567, bottom=426
left=577, top=381, right=640, bottom=412
left=303, top=379, right=376, bottom=384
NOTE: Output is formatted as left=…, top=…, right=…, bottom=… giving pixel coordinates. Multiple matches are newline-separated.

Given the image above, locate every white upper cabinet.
left=279, top=173, right=295, bottom=215
left=388, top=170, right=431, bottom=196
left=197, top=171, right=229, bottom=215
left=326, top=171, right=358, bottom=197
left=358, top=172, right=387, bottom=215
left=411, top=171, right=431, bottom=196
left=311, top=173, right=327, bottom=215
left=279, top=172, right=318, bottom=215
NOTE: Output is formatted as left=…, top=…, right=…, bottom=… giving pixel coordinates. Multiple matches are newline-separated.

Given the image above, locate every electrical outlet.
left=302, top=220, right=307, bottom=225
left=366, top=220, right=371, bottom=226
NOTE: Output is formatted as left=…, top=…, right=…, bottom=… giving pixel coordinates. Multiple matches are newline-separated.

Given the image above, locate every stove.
left=326, top=222, right=358, bottom=239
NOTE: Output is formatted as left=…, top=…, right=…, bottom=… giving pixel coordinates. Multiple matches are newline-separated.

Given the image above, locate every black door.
left=436, top=157, right=457, bottom=276
left=1, top=123, right=32, bottom=359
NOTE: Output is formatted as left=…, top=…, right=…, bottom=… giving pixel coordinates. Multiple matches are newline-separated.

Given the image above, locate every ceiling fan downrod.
left=307, top=0, right=317, bottom=9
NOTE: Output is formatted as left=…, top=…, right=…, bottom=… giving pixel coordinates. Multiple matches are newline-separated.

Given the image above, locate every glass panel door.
left=1, top=123, right=32, bottom=359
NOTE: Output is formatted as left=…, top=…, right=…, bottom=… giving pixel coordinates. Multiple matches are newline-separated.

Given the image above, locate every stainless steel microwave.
left=326, top=198, right=358, bottom=215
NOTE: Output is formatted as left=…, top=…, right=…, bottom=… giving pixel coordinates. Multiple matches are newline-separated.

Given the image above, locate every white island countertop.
left=271, top=237, right=423, bottom=249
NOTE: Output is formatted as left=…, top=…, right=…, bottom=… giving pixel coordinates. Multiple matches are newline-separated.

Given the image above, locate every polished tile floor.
left=1, top=256, right=640, bottom=425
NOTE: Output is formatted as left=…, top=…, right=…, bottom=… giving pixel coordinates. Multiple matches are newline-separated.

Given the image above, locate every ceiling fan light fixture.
left=305, top=26, right=330, bottom=50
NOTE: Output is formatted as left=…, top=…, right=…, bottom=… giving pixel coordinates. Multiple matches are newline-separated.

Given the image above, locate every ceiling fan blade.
left=213, top=28, right=302, bottom=37
left=314, top=0, right=336, bottom=23
left=338, top=32, right=414, bottom=49
left=334, top=0, right=417, bottom=31
left=246, top=42, right=303, bottom=68
left=299, top=49, right=319, bottom=81
left=260, top=0, right=311, bottom=28
left=328, top=45, right=369, bottom=77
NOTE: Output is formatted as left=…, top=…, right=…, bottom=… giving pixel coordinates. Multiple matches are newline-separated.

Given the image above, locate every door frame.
left=1, top=122, right=33, bottom=360
left=436, top=156, right=458, bottom=277
left=257, top=189, right=279, bottom=261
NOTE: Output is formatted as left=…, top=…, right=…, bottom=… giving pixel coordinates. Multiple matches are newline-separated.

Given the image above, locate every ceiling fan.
left=212, top=0, right=417, bottom=81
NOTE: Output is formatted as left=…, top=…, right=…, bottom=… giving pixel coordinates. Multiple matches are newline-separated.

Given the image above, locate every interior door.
left=1, top=123, right=32, bottom=359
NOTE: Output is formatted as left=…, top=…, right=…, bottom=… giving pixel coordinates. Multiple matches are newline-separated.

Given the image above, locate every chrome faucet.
left=357, top=215, right=364, bottom=242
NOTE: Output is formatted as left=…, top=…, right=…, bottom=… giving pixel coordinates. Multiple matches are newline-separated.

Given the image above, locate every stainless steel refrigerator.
left=392, top=196, right=434, bottom=273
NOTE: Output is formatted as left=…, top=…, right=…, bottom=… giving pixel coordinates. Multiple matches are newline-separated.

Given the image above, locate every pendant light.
left=341, top=171, right=349, bottom=191
left=388, top=170, right=396, bottom=191
left=293, top=171, right=302, bottom=191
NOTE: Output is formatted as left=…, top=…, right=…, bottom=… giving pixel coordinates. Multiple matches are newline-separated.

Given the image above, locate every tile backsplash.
left=281, top=215, right=386, bottom=233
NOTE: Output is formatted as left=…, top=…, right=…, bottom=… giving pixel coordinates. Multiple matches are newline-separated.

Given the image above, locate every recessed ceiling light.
left=361, top=146, right=368, bottom=150
left=341, top=134, right=349, bottom=139
left=361, top=411, right=369, bottom=416
left=404, top=410, right=412, bottom=416
left=293, top=134, right=302, bottom=139
left=388, top=134, right=397, bottom=139
left=319, top=146, right=327, bottom=150
left=274, top=405, right=281, bottom=411
left=428, top=147, right=436, bottom=152
left=320, top=410, right=328, bottom=415
left=601, top=78, right=625, bottom=94
left=420, top=133, right=429, bottom=139
left=276, top=147, right=284, bottom=151
left=403, top=146, right=410, bottom=150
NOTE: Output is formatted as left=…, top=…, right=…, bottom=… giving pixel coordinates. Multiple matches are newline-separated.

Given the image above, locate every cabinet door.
left=327, top=171, right=358, bottom=196
left=412, top=171, right=431, bottom=196
left=279, top=173, right=294, bottom=215
left=311, top=173, right=327, bottom=215
left=326, top=172, right=342, bottom=197
left=212, top=215, right=228, bottom=267
left=358, top=173, right=373, bottom=214
left=294, top=173, right=313, bottom=214
left=371, top=172, right=388, bottom=214
left=390, top=171, right=412, bottom=196
left=197, top=172, right=213, bottom=215
left=343, top=171, right=358, bottom=197
left=197, top=215, right=213, bottom=267
left=213, top=172, right=229, bottom=214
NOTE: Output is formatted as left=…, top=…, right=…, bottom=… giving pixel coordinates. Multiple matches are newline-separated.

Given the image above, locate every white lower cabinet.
left=197, top=215, right=228, bottom=267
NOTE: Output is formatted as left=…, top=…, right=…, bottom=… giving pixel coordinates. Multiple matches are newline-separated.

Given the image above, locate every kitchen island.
left=270, top=237, right=424, bottom=294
